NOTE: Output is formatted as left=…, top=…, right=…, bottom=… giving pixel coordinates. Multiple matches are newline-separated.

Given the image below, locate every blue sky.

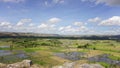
left=0, top=0, right=120, bottom=35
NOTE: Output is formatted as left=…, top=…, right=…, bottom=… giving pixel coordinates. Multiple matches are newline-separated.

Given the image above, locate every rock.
left=52, top=62, right=75, bottom=68
left=0, top=60, right=104, bottom=68
left=0, top=63, right=7, bottom=68
left=0, top=60, right=34, bottom=68
left=79, top=64, right=104, bottom=68
left=7, top=60, right=32, bottom=68
left=62, top=62, right=75, bottom=68
left=30, top=64, right=43, bottom=68
left=52, top=62, right=104, bottom=68
left=52, top=66, right=63, bottom=68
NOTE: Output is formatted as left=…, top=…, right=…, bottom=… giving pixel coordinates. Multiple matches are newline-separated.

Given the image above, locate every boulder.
left=7, top=60, right=32, bottom=68
left=0, top=60, right=33, bottom=68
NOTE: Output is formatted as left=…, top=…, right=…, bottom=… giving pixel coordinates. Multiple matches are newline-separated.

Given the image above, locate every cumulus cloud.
left=58, top=21, right=88, bottom=34
left=99, top=16, right=120, bottom=26
left=0, top=21, right=12, bottom=28
left=0, top=0, right=25, bottom=3
left=1, top=17, right=119, bottom=35
left=59, top=26, right=78, bottom=33
left=38, top=23, right=48, bottom=28
left=48, top=17, right=61, bottom=23
left=16, top=19, right=32, bottom=26
left=59, top=25, right=88, bottom=34
left=0, top=18, right=59, bottom=33
left=82, top=0, right=120, bottom=6
left=37, top=17, right=61, bottom=32
left=38, top=23, right=56, bottom=29
left=88, top=17, right=101, bottom=23
left=36, top=17, right=62, bottom=33
left=37, top=20, right=88, bottom=34
left=37, top=23, right=56, bottom=33
left=74, top=22, right=84, bottom=26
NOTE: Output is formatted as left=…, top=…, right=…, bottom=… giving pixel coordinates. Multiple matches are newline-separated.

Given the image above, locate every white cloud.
left=48, top=17, right=61, bottom=23
left=58, top=21, right=88, bottom=34
left=59, top=25, right=88, bottom=34
left=82, top=0, right=120, bottom=6
left=16, top=19, right=32, bottom=26
left=1, top=17, right=119, bottom=35
left=52, top=0, right=64, bottom=4
left=44, top=0, right=65, bottom=7
left=29, top=23, right=34, bottom=27
left=59, top=25, right=78, bottom=33
left=0, top=21, right=12, bottom=28
left=88, top=17, right=101, bottom=23
left=38, top=23, right=47, bottom=28
left=74, top=22, right=84, bottom=26
left=38, top=23, right=55, bottom=29
left=99, top=16, right=120, bottom=26
left=36, top=17, right=61, bottom=33
left=38, top=17, right=60, bottom=29
left=0, top=19, right=35, bottom=33
left=0, top=0, right=25, bottom=3
left=37, top=23, right=56, bottom=33
left=95, top=0, right=120, bottom=6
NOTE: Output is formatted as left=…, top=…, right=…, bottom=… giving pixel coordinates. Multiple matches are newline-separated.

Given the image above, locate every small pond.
left=88, top=54, right=120, bottom=66
left=54, top=52, right=85, bottom=61
left=0, top=50, right=28, bottom=63
left=0, top=50, right=12, bottom=56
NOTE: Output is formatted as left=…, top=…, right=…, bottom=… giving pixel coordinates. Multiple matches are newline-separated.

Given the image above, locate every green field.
left=0, top=38, right=120, bottom=68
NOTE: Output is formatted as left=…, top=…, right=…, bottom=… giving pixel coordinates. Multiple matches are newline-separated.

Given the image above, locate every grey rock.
left=0, top=60, right=33, bottom=68
left=53, top=62, right=104, bottom=68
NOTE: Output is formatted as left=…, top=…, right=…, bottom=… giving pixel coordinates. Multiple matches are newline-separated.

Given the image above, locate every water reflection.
left=54, top=52, right=85, bottom=61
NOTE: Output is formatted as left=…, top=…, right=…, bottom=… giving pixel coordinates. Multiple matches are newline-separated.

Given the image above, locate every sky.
left=0, top=0, right=120, bottom=35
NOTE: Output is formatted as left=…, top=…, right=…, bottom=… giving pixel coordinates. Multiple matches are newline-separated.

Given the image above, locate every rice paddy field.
left=0, top=38, right=120, bottom=68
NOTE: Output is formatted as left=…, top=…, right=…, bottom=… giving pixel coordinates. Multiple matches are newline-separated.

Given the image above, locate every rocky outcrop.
left=0, top=63, right=7, bottom=68
left=53, top=62, right=104, bottom=68
left=0, top=60, right=104, bottom=68
left=79, top=64, right=104, bottom=68
left=0, top=60, right=34, bottom=68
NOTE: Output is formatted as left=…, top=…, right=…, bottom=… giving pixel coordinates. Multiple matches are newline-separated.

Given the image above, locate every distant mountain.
left=0, top=32, right=59, bottom=37
left=0, top=32, right=120, bottom=40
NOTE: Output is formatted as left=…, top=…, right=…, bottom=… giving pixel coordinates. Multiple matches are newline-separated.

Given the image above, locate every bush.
left=77, top=43, right=91, bottom=49
left=93, top=47, right=96, bottom=50
left=77, top=45, right=82, bottom=48
left=40, top=42, right=51, bottom=46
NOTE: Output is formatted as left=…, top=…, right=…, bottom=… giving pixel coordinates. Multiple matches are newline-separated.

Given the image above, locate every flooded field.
left=54, top=52, right=120, bottom=67
left=0, top=50, right=28, bottom=63
left=0, top=50, right=12, bottom=56
left=88, top=54, right=120, bottom=66
left=54, top=52, right=85, bottom=61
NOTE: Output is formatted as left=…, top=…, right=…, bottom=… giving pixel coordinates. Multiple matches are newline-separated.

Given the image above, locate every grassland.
left=0, top=38, right=120, bottom=68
